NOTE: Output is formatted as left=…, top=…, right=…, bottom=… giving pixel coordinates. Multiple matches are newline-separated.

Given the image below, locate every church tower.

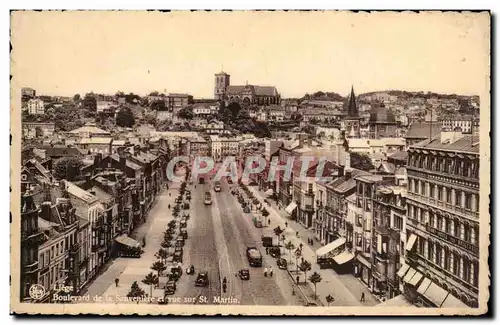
left=214, top=71, right=230, bottom=100
left=343, top=86, right=361, bottom=138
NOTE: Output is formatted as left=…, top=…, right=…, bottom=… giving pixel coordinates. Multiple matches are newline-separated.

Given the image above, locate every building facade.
left=403, top=131, right=479, bottom=308
left=28, top=99, right=45, bottom=115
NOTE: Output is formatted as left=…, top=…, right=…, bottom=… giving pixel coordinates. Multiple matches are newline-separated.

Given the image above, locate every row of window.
left=414, top=235, right=478, bottom=287
left=39, top=240, right=65, bottom=268
left=408, top=204, right=478, bottom=246
left=409, top=178, right=479, bottom=212
left=408, top=153, right=479, bottom=179
left=39, top=261, right=65, bottom=291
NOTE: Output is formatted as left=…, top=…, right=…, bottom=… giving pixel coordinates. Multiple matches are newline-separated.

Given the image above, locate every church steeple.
left=347, top=85, right=358, bottom=117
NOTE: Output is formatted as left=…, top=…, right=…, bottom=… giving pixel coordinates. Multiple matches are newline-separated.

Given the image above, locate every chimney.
left=338, top=165, right=345, bottom=177
left=120, top=156, right=126, bottom=170
left=345, top=169, right=352, bottom=180
left=40, top=201, right=52, bottom=220
left=345, top=151, right=351, bottom=170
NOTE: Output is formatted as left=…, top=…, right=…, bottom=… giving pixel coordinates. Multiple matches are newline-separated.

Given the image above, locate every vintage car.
left=164, top=281, right=177, bottom=295
left=276, top=258, right=288, bottom=270
left=238, top=269, right=250, bottom=280
left=168, top=266, right=183, bottom=282
left=184, top=202, right=190, bottom=209
left=173, top=250, right=183, bottom=263
left=243, top=206, right=251, bottom=213
left=180, top=220, right=187, bottom=229
left=175, top=238, right=185, bottom=248
left=269, top=246, right=281, bottom=258
left=180, top=230, right=188, bottom=239
left=195, top=272, right=209, bottom=287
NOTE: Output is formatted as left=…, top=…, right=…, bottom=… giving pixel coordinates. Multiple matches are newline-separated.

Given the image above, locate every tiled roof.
left=110, top=154, right=142, bottom=170
left=69, top=125, right=110, bottom=135
left=66, top=181, right=99, bottom=205
left=379, top=162, right=396, bottom=174
left=412, top=134, right=479, bottom=154
left=92, top=185, right=114, bottom=202
left=79, top=137, right=112, bottom=145
left=42, top=146, right=86, bottom=157
left=388, top=150, right=408, bottom=161
left=326, top=169, right=370, bottom=193
left=405, top=122, right=442, bottom=139
left=254, top=86, right=278, bottom=96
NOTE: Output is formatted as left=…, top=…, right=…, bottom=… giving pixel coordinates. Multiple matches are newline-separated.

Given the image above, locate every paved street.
left=247, top=185, right=379, bottom=306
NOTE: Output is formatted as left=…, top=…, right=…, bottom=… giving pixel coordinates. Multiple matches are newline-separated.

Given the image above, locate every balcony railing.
left=21, top=231, right=44, bottom=243
left=372, top=268, right=387, bottom=282
left=407, top=192, right=479, bottom=219
left=425, top=224, right=479, bottom=255
left=374, top=224, right=390, bottom=235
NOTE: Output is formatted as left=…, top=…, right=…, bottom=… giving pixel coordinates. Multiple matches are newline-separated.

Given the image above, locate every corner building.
left=402, top=131, right=479, bottom=308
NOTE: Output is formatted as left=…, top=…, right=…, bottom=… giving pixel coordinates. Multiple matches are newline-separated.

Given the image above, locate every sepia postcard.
left=10, top=10, right=491, bottom=316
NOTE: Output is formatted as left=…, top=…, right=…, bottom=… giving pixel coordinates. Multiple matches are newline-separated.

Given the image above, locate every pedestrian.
left=296, top=231, right=299, bottom=237
left=264, top=267, right=268, bottom=277
left=296, top=275, right=300, bottom=284
left=168, top=204, right=171, bottom=209
left=222, top=282, right=227, bottom=293
left=360, top=292, right=365, bottom=303
left=115, top=278, right=119, bottom=287
left=266, top=247, right=269, bottom=255
left=285, top=222, right=288, bottom=228
left=169, top=193, right=171, bottom=197
left=269, top=266, right=273, bottom=277
left=268, top=219, right=271, bottom=226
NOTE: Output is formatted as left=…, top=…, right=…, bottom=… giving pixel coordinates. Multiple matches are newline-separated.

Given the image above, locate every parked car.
left=238, top=269, right=250, bottom=280
left=176, top=238, right=185, bottom=247
left=276, top=258, right=288, bottom=270
left=164, top=281, right=177, bottom=295
left=180, top=221, right=187, bottom=228
left=184, top=202, right=190, bottom=209
left=195, top=272, right=209, bottom=287
left=243, top=206, right=251, bottom=213
left=173, top=250, right=183, bottom=263
left=180, top=230, right=188, bottom=239
left=269, top=246, right=281, bottom=258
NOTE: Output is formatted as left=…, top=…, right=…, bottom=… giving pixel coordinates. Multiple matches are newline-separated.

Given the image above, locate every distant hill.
left=360, top=90, right=477, bottom=101
left=299, top=91, right=345, bottom=103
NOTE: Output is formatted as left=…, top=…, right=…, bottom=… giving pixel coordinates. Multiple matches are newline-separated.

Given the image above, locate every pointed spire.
left=347, top=85, right=358, bottom=117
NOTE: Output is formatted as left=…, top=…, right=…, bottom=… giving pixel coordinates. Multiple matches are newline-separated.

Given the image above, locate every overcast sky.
left=11, top=11, right=490, bottom=98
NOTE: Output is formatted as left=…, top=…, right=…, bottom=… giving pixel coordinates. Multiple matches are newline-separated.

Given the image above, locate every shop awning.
left=441, top=293, right=469, bottom=308
left=315, top=237, right=346, bottom=258
left=422, top=282, right=449, bottom=307
left=406, top=234, right=417, bottom=251
left=115, top=234, right=141, bottom=249
left=333, top=251, right=355, bottom=265
left=403, top=268, right=417, bottom=283
left=377, top=295, right=414, bottom=307
left=285, top=202, right=297, bottom=214
left=265, top=189, right=274, bottom=197
left=396, top=264, right=410, bottom=278
left=417, top=278, right=432, bottom=294
left=409, top=271, right=423, bottom=286
left=356, top=254, right=371, bottom=268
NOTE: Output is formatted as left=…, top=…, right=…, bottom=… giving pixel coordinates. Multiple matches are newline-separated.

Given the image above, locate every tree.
left=54, top=157, right=84, bottom=181
left=285, top=241, right=295, bottom=266
left=325, top=294, right=335, bottom=306
left=116, top=107, right=135, bottom=127
left=82, top=92, right=97, bottom=112
left=151, top=261, right=166, bottom=277
left=226, top=102, right=241, bottom=119
left=350, top=152, right=375, bottom=171
left=308, top=271, right=322, bottom=300
left=150, top=100, right=166, bottom=111
left=73, top=94, right=80, bottom=102
left=273, top=226, right=284, bottom=246
left=299, top=259, right=312, bottom=284
left=127, top=281, right=146, bottom=299
left=155, top=248, right=169, bottom=264
left=142, top=272, right=158, bottom=298
left=35, top=126, right=44, bottom=138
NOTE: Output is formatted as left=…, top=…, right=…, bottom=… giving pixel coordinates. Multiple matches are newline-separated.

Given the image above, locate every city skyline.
left=11, top=11, right=489, bottom=98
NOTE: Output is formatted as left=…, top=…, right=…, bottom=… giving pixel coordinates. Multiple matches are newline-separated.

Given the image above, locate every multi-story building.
left=371, top=184, right=407, bottom=300
left=96, top=101, right=112, bottom=114
left=23, top=122, right=55, bottom=139
left=78, top=137, right=113, bottom=155
left=441, top=115, right=475, bottom=134
left=167, top=93, right=190, bottom=115
left=20, top=190, right=44, bottom=302
left=187, top=136, right=210, bottom=158
left=27, top=98, right=45, bottom=115
left=402, top=131, right=479, bottom=308
left=368, top=104, right=399, bottom=139
left=64, top=181, right=105, bottom=281
left=208, top=135, right=240, bottom=161
left=69, top=123, right=111, bottom=138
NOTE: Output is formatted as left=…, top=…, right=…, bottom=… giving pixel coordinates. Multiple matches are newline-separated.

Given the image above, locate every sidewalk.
left=248, top=185, right=379, bottom=307
left=84, top=183, right=180, bottom=302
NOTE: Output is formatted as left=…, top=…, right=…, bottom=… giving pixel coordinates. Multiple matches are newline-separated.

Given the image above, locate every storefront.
left=355, top=254, right=372, bottom=288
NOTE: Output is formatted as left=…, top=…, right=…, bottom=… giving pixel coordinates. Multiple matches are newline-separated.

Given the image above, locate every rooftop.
left=66, top=181, right=99, bottom=205
left=411, top=134, right=479, bottom=154
left=69, top=124, right=110, bottom=135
